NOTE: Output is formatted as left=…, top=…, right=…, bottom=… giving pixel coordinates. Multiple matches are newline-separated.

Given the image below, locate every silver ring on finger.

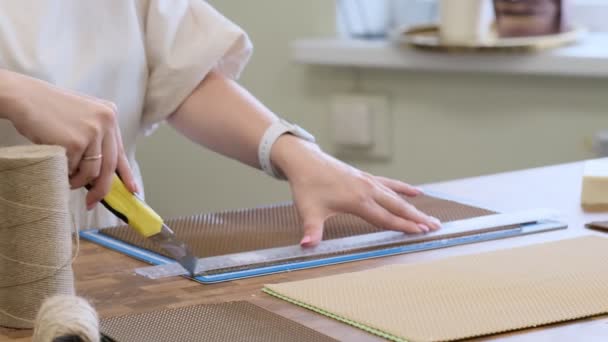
left=82, top=154, right=103, bottom=161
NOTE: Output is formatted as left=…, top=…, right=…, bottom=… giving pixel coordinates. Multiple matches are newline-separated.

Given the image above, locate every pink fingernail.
left=416, top=187, right=425, bottom=194
left=300, top=236, right=312, bottom=246
left=431, top=216, right=442, bottom=228
left=417, top=224, right=430, bottom=233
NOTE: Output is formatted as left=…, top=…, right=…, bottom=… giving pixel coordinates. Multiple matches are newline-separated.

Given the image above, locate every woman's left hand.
left=271, top=135, right=442, bottom=247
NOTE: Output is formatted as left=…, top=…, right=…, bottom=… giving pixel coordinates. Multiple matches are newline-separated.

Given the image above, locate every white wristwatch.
left=258, top=118, right=316, bottom=179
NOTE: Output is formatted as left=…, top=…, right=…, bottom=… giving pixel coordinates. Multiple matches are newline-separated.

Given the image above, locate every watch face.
left=295, top=126, right=316, bottom=142
left=278, top=119, right=315, bottom=142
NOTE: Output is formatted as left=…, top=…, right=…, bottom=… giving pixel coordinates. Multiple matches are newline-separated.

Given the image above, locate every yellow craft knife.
left=87, top=174, right=198, bottom=276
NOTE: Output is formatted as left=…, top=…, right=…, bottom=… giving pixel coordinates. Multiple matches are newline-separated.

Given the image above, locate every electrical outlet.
left=331, top=100, right=373, bottom=147
left=329, top=94, right=391, bottom=160
left=594, top=130, right=608, bottom=157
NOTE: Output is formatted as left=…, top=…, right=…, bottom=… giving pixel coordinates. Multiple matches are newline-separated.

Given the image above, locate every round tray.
left=392, top=24, right=586, bottom=52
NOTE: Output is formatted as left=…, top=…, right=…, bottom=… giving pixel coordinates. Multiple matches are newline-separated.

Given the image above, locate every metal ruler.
left=135, top=208, right=566, bottom=279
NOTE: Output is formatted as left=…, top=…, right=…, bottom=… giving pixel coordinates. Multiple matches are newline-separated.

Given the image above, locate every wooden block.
left=581, top=159, right=608, bottom=212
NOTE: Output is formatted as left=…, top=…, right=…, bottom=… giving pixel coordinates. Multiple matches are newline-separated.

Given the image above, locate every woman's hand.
left=0, top=70, right=137, bottom=208
left=271, top=135, right=441, bottom=247
left=166, top=70, right=440, bottom=243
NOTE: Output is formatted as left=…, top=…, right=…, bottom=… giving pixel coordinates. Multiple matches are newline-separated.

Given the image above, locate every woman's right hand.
left=0, top=70, right=138, bottom=209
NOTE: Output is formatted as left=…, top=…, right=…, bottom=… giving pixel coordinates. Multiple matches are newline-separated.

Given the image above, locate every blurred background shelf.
left=291, top=32, right=608, bottom=78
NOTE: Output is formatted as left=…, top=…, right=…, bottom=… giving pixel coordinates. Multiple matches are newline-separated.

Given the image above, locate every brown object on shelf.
left=494, top=0, right=572, bottom=37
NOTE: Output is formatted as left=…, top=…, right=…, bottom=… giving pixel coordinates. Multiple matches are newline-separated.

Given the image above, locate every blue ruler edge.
left=79, top=191, right=566, bottom=284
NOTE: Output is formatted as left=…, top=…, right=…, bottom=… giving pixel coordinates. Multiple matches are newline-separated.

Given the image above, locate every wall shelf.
left=291, top=33, right=608, bottom=78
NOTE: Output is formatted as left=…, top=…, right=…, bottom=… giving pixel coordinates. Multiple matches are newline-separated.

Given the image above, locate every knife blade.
left=87, top=173, right=198, bottom=276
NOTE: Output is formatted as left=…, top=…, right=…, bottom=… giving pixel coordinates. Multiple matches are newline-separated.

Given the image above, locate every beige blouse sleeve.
left=141, top=0, right=253, bottom=135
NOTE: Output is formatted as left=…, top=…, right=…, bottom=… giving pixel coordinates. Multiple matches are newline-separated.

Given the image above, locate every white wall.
left=136, top=0, right=608, bottom=218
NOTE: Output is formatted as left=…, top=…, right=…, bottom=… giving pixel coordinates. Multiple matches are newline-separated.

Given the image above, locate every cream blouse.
left=0, top=0, right=252, bottom=229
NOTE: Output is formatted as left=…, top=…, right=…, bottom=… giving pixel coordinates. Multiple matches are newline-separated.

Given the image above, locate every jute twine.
left=0, top=145, right=76, bottom=329
left=33, top=295, right=99, bottom=342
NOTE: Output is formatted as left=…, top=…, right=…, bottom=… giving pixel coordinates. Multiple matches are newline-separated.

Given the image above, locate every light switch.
left=594, top=130, right=608, bottom=157
left=331, top=101, right=373, bottom=147
left=329, top=93, right=391, bottom=160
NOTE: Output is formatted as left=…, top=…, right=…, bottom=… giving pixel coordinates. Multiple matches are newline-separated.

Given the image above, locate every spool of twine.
left=33, top=295, right=100, bottom=342
left=0, top=145, right=75, bottom=329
